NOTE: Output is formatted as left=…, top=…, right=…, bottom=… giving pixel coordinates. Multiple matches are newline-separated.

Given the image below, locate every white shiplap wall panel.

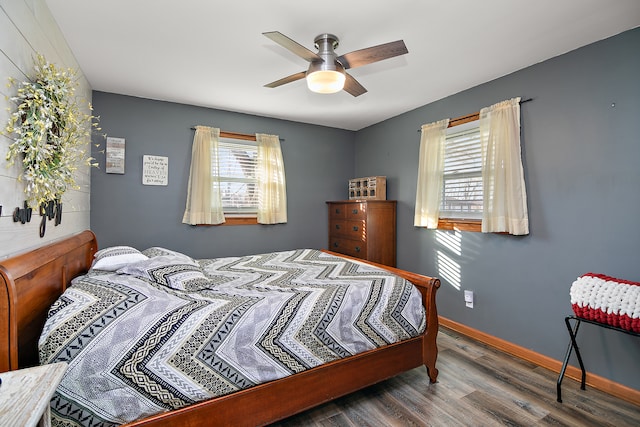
left=13, top=0, right=92, bottom=104
left=0, top=134, right=23, bottom=179
left=0, top=0, right=92, bottom=258
left=2, top=0, right=65, bottom=66
left=0, top=184, right=88, bottom=228
left=0, top=174, right=26, bottom=212
left=0, top=95, right=14, bottom=134
left=74, top=167, right=91, bottom=189
left=0, top=175, right=89, bottom=216
left=0, top=51, right=24, bottom=98
left=0, top=210, right=90, bottom=260
left=0, top=13, right=34, bottom=77
left=30, top=0, right=81, bottom=68
left=59, top=185, right=90, bottom=212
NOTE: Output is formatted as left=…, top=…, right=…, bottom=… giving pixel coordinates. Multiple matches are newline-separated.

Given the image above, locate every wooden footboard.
left=322, top=250, right=441, bottom=382
left=0, top=232, right=440, bottom=427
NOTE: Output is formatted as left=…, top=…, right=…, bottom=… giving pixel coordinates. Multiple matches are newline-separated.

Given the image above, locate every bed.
left=0, top=230, right=440, bottom=426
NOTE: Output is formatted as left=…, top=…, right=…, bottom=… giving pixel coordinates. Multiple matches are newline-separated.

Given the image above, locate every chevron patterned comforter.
left=38, top=248, right=426, bottom=426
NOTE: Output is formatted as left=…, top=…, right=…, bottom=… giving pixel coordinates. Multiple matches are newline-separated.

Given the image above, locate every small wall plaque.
left=106, top=137, right=126, bottom=174
left=142, top=155, right=168, bottom=186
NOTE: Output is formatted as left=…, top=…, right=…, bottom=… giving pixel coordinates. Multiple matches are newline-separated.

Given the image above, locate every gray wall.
left=90, top=92, right=355, bottom=258
left=92, top=28, right=640, bottom=390
left=355, top=28, right=640, bottom=389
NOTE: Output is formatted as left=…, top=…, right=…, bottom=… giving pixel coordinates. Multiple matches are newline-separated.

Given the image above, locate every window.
left=416, top=98, right=527, bottom=234
left=215, top=137, right=258, bottom=216
left=183, top=128, right=286, bottom=226
left=441, top=123, right=482, bottom=220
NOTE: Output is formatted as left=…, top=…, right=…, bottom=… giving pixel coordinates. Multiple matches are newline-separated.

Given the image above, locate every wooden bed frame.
left=0, top=230, right=440, bottom=427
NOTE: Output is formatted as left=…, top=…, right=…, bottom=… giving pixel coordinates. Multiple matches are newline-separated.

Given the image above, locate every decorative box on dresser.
left=327, top=200, right=397, bottom=267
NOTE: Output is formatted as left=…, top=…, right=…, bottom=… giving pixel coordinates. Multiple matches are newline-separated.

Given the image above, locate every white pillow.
left=91, top=246, right=148, bottom=271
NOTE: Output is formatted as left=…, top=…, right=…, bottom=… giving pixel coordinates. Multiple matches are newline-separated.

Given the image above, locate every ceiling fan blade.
left=337, top=40, right=408, bottom=70
left=264, top=71, right=307, bottom=88
left=263, top=31, right=322, bottom=63
left=343, top=73, right=367, bottom=97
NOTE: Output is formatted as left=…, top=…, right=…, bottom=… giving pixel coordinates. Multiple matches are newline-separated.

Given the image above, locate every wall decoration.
left=2, top=54, right=100, bottom=210
left=142, top=155, right=168, bottom=186
left=12, top=201, right=32, bottom=224
left=106, top=137, right=126, bottom=174
left=38, top=199, right=62, bottom=238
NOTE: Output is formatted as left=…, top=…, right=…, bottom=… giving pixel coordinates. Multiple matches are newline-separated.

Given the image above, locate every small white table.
left=0, top=362, right=67, bottom=427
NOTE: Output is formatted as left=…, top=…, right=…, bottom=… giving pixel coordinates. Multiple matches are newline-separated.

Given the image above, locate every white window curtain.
left=414, top=119, right=450, bottom=228
left=256, top=133, right=287, bottom=224
left=182, top=126, right=225, bottom=225
left=479, top=97, right=529, bottom=235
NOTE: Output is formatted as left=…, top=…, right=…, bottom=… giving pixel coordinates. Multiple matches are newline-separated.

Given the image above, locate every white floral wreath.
left=3, top=54, right=100, bottom=208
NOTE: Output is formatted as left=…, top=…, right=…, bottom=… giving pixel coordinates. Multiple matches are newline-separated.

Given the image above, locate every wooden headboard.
left=0, top=230, right=97, bottom=372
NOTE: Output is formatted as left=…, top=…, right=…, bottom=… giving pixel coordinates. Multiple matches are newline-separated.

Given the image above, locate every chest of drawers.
left=326, top=200, right=396, bottom=267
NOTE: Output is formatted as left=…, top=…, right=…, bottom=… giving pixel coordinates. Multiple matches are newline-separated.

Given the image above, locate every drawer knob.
left=355, top=246, right=361, bottom=252
left=333, top=242, right=339, bottom=248
left=352, top=209, right=358, bottom=214
left=352, top=226, right=358, bottom=231
left=335, top=208, right=341, bottom=214
left=335, top=224, right=341, bottom=230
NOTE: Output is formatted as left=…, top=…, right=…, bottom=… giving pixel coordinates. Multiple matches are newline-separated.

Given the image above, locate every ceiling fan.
left=263, top=31, right=408, bottom=97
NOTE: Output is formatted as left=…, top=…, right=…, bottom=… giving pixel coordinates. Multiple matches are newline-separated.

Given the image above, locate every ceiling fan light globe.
left=306, top=70, right=345, bottom=94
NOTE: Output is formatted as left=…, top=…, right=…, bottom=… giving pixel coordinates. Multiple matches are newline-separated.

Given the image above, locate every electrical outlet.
left=464, top=290, right=474, bottom=308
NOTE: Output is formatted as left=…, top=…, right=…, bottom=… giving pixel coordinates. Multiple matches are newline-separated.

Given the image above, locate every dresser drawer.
left=329, top=204, right=347, bottom=219
left=330, top=219, right=366, bottom=240
left=345, top=203, right=366, bottom=220
left=329, top=219, right=347, bottom=237
left=329, top=237, right=367, bottom=259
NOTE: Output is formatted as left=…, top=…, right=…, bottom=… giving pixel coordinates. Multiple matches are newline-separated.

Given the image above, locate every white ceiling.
left=45, top=0, right=640, bottom=131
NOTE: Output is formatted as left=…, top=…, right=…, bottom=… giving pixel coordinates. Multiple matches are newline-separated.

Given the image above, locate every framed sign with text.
left=142, top=155, right=168, bottom=186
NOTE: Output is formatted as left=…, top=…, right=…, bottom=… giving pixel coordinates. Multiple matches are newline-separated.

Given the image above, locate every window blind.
left=214, top=139, right=258, bottom=213
left=441, top=126, right=483, bottom=219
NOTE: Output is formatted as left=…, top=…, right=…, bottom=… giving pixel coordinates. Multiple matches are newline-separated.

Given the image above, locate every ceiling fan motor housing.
left=307, top=34, right=345, bottom=76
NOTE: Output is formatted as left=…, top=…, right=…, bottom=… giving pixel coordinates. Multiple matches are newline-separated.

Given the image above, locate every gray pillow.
left=141, top=247, right=194, bottom=262
left=117, top=255, right=210, bottom=291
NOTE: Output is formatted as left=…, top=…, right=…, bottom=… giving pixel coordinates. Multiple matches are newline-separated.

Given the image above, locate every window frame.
left=438, top=114, right=482, bottom=232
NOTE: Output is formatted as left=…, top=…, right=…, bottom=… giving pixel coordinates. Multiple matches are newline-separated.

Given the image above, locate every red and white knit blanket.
left=570, top=273, right=640, bottom=333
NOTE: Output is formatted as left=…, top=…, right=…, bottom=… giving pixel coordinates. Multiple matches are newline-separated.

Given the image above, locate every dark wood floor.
left=270, top=327, right=640, bottom=426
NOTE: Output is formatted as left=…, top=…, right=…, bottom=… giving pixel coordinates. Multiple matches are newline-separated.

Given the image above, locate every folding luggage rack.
left=556, top=314, right=640, bottom=402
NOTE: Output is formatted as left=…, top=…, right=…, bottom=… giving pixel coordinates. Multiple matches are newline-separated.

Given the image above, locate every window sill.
left=437, top=218, right=481, bottom=232
left=197, top=217, right=258, bottom=226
